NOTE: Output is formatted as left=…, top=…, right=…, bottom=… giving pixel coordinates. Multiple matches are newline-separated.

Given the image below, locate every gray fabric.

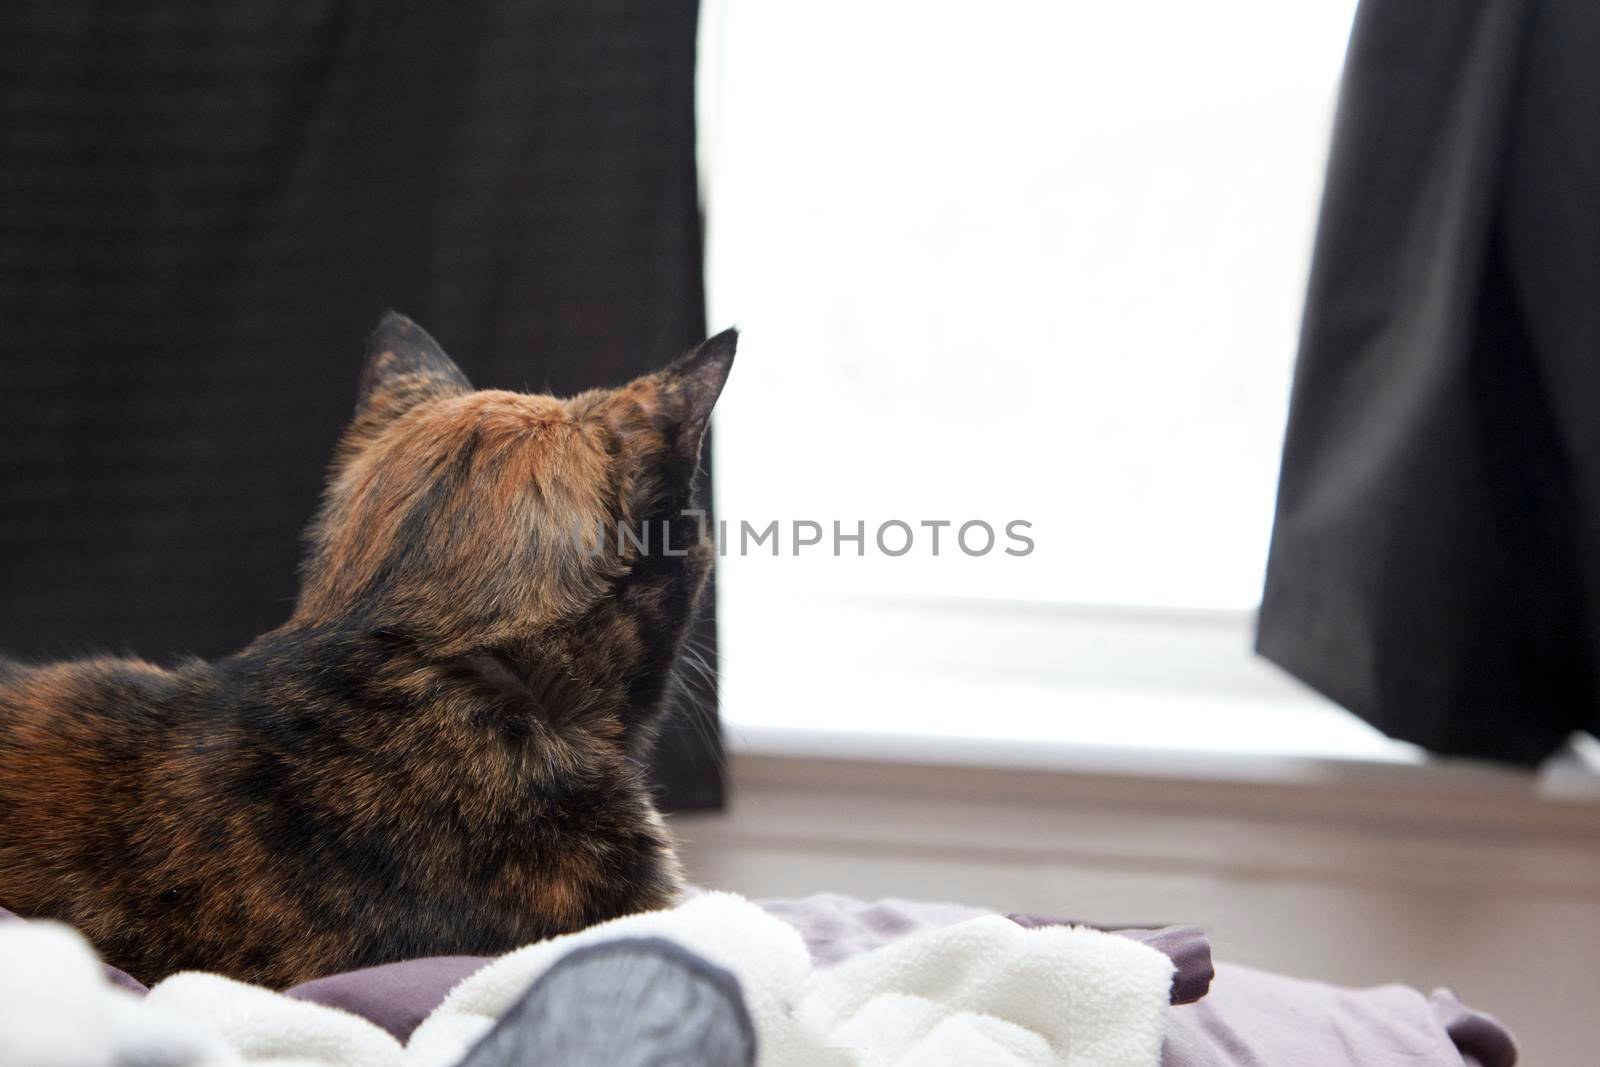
left=450, top=936, right=754, bottom=1067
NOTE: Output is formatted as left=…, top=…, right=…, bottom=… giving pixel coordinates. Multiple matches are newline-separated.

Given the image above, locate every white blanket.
left=0, top=893, right=1173, bottom=1067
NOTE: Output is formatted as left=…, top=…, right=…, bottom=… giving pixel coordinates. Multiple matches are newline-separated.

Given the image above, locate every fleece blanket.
left=0, top=892, right=1175, bottom=1067
left=277, top=899, right=1210, bottom=1041
left=0, top=895, right=1517, bottom=1067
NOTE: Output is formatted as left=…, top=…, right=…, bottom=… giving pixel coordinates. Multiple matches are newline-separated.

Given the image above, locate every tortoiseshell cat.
left=0, top=313, right=735, bottom=987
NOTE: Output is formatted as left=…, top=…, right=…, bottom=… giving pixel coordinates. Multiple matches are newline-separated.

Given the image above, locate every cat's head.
left=292, top=312, right=735, bottom=734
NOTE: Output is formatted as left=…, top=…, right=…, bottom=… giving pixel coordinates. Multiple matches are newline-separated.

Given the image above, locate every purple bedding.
left=2, top=897, right=1516, bottom=1065
left=759, top=897, right=1513, bottom=1067
left=1157, top=962, right=1516, bottom=1067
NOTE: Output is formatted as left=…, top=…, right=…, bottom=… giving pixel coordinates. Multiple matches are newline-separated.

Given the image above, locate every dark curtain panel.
left=0, top=0, right=722, bottom=808
left=1259, top=0, right=1599, bottom=765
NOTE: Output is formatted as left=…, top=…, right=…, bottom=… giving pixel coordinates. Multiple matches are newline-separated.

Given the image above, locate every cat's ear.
left=356, top=311, right=472, bottom=417
left=333, top=313, right=471, bottom=467
left=654, top=328, right=738, bottom=459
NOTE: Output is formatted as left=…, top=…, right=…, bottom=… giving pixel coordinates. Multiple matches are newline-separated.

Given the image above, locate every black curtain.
left=1259, top=0, right=1599, bottom=765
left=0, top=0, right=722, bottom=808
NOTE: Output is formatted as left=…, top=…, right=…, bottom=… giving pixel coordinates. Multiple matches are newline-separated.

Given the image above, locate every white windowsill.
left=716, top=594, right=1600, bottom=802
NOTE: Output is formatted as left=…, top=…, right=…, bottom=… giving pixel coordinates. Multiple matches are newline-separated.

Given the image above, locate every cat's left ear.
left=356, top=311, right=472, bottom=417
left=336, top=312, right=473, bottom=466
left=654, top=328, right=738, bottom=459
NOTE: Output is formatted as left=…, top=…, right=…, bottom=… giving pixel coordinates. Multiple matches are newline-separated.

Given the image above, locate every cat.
left=0, top=313, right=736, bottom=987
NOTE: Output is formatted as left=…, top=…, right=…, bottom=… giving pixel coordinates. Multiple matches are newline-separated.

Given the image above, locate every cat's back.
left=0, top=653, right=193, bottom=748
left=0, top=653, right=228, bottom=969
left=0, top=653, right=198, bottom=871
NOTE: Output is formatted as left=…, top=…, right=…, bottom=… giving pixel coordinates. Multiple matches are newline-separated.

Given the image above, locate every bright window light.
left=699, top=1, right=1395, bottom=764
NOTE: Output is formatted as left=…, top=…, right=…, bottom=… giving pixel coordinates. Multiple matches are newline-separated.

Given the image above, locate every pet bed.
left=0, top=895, right=1515, bottom=1066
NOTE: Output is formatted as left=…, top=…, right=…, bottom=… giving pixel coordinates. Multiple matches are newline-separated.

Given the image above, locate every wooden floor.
left=675, top=751, right=1600, bottom=1066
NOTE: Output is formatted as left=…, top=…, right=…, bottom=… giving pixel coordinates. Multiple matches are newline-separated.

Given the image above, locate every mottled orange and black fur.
left=0, top=313, right=736, bottom=987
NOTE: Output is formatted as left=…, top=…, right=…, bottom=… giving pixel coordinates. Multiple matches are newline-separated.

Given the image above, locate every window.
left=698, top=0, right=1411, bottom=766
